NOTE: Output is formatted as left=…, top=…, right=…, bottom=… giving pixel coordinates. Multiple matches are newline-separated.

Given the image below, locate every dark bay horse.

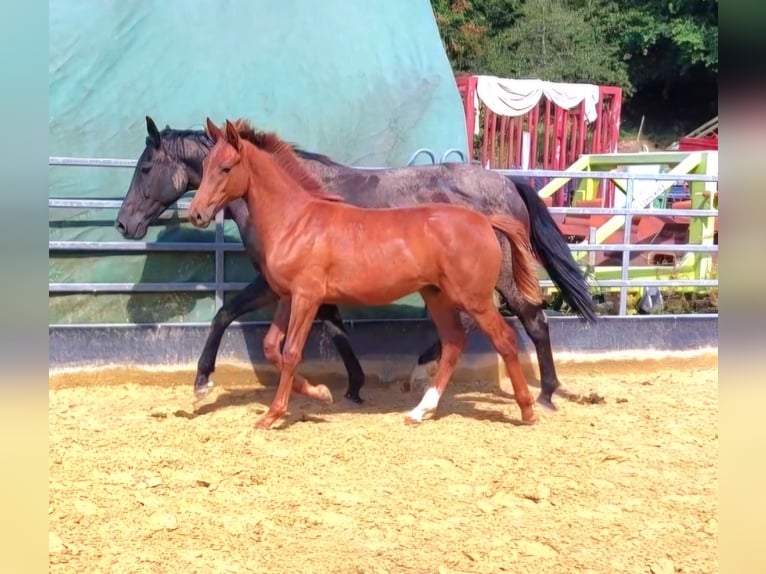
left=116, top=116, right=597, bottom=407
left=188, top=118, right=544, bottom=430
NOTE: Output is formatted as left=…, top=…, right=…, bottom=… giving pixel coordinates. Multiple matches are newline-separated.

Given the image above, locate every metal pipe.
left=405, top=149, right=437, bottom=166
left=619, top=178, right=634, bottom=315
left=440, top=149, right=466, bottom=163
left=48, top=240, right=717, bottom=254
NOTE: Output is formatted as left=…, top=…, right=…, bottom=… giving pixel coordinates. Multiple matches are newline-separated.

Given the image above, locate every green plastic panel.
left=49, top=0, right=467, bottom=324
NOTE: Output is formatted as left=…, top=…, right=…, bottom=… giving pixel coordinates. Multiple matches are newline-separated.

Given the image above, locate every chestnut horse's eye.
left=221, top=167, right=231, bottom=174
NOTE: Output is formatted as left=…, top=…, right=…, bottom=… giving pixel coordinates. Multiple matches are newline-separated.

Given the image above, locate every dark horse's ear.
left=224, top=119, right=241, bottom=149
left=146, top=116, right=161, bottom=149
left=205, top=117, right=223, bottom=142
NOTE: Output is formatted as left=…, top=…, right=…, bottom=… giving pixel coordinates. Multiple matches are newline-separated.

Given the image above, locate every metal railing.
left=49, top=155, right=718, bottom=320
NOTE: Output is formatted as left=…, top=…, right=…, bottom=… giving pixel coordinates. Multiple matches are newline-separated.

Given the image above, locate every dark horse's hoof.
left=536, top=392, right=557, bottom=412
left=194, top=375, right=214, bottom=400
left=344, top=391, right=364, bottom=405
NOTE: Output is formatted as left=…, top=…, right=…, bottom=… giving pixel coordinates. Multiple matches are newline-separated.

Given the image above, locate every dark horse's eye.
left=140, top=163, right=152, bottom=173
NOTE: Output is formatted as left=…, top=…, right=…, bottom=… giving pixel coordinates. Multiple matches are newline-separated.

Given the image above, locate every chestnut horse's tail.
left=488, top=214, right=543, bottom=306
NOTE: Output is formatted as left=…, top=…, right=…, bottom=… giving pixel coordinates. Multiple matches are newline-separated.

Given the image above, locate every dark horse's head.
left=115, top=116, right=212, bottom=239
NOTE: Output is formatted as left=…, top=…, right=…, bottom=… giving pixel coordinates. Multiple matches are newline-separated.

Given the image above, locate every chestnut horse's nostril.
left=189, top=207, right=205, bottom=227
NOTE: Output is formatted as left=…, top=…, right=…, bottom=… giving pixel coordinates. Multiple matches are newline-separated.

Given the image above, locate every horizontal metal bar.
left=49, top=240, right=245, bottom=252
left=45, top=313, right=722, bottom=330
left=49, top=198, right=719, bottom=219
left=583, top=279, right=718, bottom=288
left=570, top=244, right=718, bottom=253
left=49, top=157, right=138, bottom=168
left=498, top=168, right=718, bottom=182
left=49, top=198, right=193, bottom=209
left=546, top=207, right=718, bottom=217
left=49, top=282, right=221, bottom=293
left=48, top=240, right=716, bottom=254
left=49, top=282, right=255, bottom=293
left=48, top=156, right=718, bottom=182
left=49, top=278, right=717, bottom=294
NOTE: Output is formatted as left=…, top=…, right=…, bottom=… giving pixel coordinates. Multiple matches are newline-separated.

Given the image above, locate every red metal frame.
left=678, top=135, right=718, bottom=151
left=455, top=75, right=623, bottom=205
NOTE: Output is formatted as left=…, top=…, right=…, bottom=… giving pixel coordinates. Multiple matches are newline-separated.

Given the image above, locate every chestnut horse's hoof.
left=316, top=384, right=334, bottom=405
left=403, top=413, right=423, bottom=426
left=254, top=418, right=275, bottom=431
left=518, top=415, right=539, bottom=426
left=518, top=408, right=539, bottom=425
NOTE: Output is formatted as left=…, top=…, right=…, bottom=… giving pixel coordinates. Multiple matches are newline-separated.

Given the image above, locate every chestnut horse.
left=116, top=116, right=597, bottom=407
left=188, top=118, right=544, bottom=430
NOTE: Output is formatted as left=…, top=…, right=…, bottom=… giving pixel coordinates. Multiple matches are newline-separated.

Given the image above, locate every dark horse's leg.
left=315, top=305, right=366, bottom=404
left=194, top=275, right=366, bottom=403
left=411, top=236, right=561, bottom=409
left=492, top=248, right=561, bottom=410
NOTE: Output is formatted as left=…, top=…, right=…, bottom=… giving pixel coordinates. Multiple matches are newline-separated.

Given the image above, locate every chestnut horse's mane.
left=231, top=119, right=343, bottom=203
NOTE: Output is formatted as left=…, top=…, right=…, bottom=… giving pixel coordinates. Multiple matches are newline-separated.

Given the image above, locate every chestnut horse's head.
left=188, top=118, right=250, bottom=228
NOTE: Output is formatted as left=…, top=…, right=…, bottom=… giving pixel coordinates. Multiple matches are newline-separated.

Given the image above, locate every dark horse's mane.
left=150, top=125, right=343, bottom=170
left=231, top=118, right=344, bottom=203
left=151, top=127, right=213, bottom=164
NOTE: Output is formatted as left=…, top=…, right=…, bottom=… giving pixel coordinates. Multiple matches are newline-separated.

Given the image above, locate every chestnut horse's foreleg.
left=255, top=295, right=323, bottom=431
left=405, top=289, right=467, bottom=424
left=469, top=302, right=538, bottom=425
left=193, top=275, right=365, bottom=404
left=262, top=298, right=333, bottom=405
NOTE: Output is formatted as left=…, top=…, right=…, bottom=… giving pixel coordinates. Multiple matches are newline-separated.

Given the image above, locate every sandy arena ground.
left=49, top=351, right=718, bottom=574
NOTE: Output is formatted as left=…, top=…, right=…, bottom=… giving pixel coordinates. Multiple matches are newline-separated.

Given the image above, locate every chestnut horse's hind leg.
left=468, top=302, right=538, bottom=424
left=262, top=298, right=333, bottom=406
left=255, top=295, right=323, bottom=431
left=405, top=288, right=467, bottom=424
left=408, top=311, right=476, bottom=393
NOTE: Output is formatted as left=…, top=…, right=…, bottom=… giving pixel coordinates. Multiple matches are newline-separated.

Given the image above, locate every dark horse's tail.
left=510, top=179, right=598, bottom=323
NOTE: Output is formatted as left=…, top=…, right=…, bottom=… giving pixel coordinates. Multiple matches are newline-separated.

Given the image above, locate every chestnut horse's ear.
left=224, top=119, right=241, bottom=149
left=205, top=117, right=223, bottom=142
left=146, top=116, right=161, bottom=149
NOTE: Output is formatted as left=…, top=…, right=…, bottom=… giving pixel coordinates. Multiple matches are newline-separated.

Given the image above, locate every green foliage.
left=598, top=0, right=718, bottom=85
left=430, top=0, right=522, bottom=72
left=484, top=0, right=631, bottom=90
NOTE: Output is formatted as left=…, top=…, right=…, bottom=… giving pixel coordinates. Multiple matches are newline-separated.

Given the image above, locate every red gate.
left=455, top=75, right=622, bottom=172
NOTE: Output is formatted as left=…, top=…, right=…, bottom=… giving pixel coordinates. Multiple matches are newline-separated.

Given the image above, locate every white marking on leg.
left=406, top=386, right=442, bottom=423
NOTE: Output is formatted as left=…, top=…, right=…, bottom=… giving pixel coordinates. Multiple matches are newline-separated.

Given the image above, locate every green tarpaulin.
left=49, top=0, right=468, bottom=324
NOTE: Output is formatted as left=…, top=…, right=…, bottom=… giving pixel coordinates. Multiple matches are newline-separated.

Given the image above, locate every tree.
left=484, top=0, right=631, bottom=90
left=430, top=0, right=522, bottom=72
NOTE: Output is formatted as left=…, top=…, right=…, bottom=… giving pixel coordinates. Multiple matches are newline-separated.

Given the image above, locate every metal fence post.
left=214, top=210, right=225, bottom=312
left=619, top=178, right=635, bottom=316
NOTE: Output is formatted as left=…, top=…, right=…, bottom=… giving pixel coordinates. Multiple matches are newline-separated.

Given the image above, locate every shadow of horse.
left=172, top=362, right=603, bottom=430
left=125, top=224, right=269, bottom=381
